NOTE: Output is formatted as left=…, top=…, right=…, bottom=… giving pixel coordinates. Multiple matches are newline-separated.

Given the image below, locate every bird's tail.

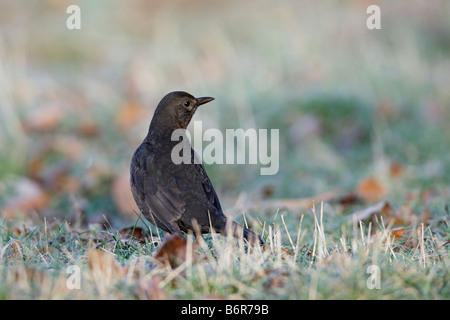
left=223, top=220, right=265, bottom=246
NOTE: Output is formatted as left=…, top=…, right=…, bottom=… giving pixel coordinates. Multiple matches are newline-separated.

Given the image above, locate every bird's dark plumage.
left=130, top=91, right=263, bottom=245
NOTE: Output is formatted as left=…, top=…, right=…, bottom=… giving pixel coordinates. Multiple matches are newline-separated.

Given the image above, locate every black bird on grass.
left=130, top=91, right=263, bottom=245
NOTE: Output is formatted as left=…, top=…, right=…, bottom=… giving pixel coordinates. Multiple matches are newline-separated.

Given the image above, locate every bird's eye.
left=184, top=101, right=190, bottom=108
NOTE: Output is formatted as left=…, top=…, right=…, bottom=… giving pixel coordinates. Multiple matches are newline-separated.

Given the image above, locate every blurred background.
left=1, top=0, right=449, bottom=226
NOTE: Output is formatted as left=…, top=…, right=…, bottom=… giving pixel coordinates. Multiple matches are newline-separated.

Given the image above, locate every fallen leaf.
left=11, top=267, right=47, bottom=284
left=402, top=227, right=429, bottom=249
left=420, top=189, right=435, bottom=203
left=77, top=118, right=100, bottom=138
left=389, top=162, right=404, bottom=178
left=263, top=268, right=289, bottom=289
left=3, top=178, right=50, bottom=218
left=118, top=226, right=154, bottom=244
left=134, top=275, right=166, bottom=300
left=337, top=192, right=360, bottom=206
left=251, top=268, right=289, bottom=290
left=87, top=249, right=123, bottom=282
left=239, top=189, right=340, bottom=211
left=22, top=104, right=63, bottom=133
left=115, top=100, right=146, bottom=131
left=348, top=201, right=392, bottom=222
left=153, top=234, right=195, bottom=268
left=390, top=227, right=405, bottom=239
left=1, top=238, right=24, bottom=259
left=261, top=185, right=275, bottom=198
left=112, top=170, right=140, bottom=218
left=280, top=247, right=294, bottom=260
left=40, top=161, right=81, bottom=193
left=356, top=177, right=386, bottom=202
left=420, top=208, right=431, bottom=225
left=51, top=135, right=85, bottom=162
left=11, top=226, right=32, bottom=237
left=391, top=204, right=417, bottom=225
left=316, top=253, right=353, bottom=266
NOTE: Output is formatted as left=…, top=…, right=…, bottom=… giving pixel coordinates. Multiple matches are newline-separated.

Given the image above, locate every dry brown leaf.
left=420, top=208, right=431, bottom=225
left=337, top=192, right=360, bottom=206
left=115, top=100, right=146, bottom=131
left=3, top=178, right=50, bottom=218
left=390, top=227, right=405, bottom=239
left=27, top=157, right=45, bottom=180
left=112, top=170, right=140, bottom=218
left=77, top=118, right=100, bottom=138
left=22, top=104, right=63, bottom=133
left=241, top=189, right=340, bottom=211
left=153, top=234, right=196, bottom=268
left=390, top=162, right=404, bottom=178
left=40, top=161, right=81, bottom=193
left=356, top=177, right=386, bottom=202
left=349, top=201, right=392, bottom=222
left=391, top=204, right=417, bottom=225
left=10, top=225, right=32, bottom=238
left=52, top=135, right=85, bottom=162
left=10, top=266, right=47, bottom=284
left=134, top=275, right=166, bottom=300
left=376, top=203, right=421, bottom=226
left=263, top=268, right=289, bottom=289
left=252, top=268, right=289, bottom=290
left=1, top=238, right=24, bottom=259
left=87, top=249, right=123, bottom=286
left=402, top=227, right=429, bottom=249
left=421, top=189, right=435, bottom=203
left=280, top=247, right=295, bottom=260
left=316, top=253, right=353, bottom=266
left=118, top=226, right=154, bottom=244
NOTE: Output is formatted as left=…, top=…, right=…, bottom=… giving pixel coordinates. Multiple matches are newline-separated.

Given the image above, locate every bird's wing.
left=131, top=149, right=186, bottom=233
left=192, top=149, right=223, bottom=212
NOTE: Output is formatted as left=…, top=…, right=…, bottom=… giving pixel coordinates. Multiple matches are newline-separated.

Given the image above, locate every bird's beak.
left=196, top=97, right=215, bottom=106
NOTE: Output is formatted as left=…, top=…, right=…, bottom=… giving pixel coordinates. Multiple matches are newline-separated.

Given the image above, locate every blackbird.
left=130, top=91, right=263, bottom=245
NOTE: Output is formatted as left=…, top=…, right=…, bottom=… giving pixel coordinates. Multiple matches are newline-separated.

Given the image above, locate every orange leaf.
left=153, top=234, right=195, bottom=268
left=134, top=275, right=166, bottom=300
left=1, top=239, right=24, bottom=259
left=420, top=208, right=431, bottom=225
left=111, top=170, right=140, bottom=218
left=118, top=226, right=155, bottom=244
left=87, top=249, right=123, bottom=281
left=22, top=105, right=63, bottom=133
left=78, top=119, right=100, bottom=138
left=356, top=177, right=386, bottom=202
left=349, top=201, right=392, bottom=222
left=396, top=204, right=417, bottom=224
left=115, top=100, right=146, bottom=131
left=389, top=162, right=404, bottom=178
left=338, top=192, right=360, bottom=206
left=390, top=227, right=405, bottom=239
left=3, top=178, right=49, bottom=218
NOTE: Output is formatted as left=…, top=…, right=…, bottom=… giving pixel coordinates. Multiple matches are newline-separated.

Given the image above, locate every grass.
left=1, top=1, right=450, bottom=299
left=1, top=200, right=448, bottom=299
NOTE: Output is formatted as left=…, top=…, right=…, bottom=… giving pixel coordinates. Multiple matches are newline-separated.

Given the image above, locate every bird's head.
left=153, top=91, right=214, bottom=130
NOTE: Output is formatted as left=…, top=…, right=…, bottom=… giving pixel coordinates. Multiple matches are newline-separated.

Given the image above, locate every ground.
left=0, top=1, right=449, bottom=299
